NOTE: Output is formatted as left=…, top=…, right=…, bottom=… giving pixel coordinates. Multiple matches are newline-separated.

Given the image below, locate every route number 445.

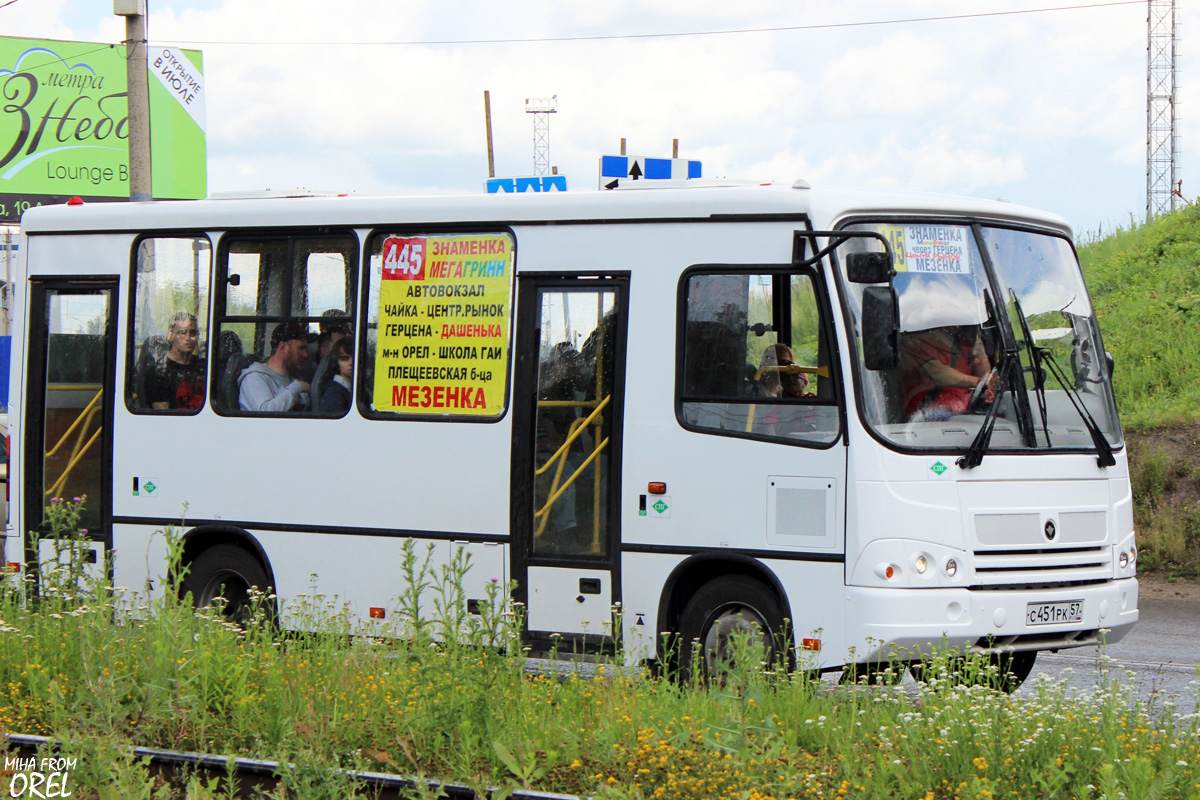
left=382, top=237, right=427, bottom=280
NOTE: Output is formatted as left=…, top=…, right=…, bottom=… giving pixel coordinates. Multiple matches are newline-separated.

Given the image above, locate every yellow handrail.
left=45, top=427, right=101, bottom=498
left=535, top=436, right=610, bottom=536
left=44, top=389, right=102, bottom=457
left=43, top=385, right=104, bottom=498
left=534, top=394, right=611, bottom=477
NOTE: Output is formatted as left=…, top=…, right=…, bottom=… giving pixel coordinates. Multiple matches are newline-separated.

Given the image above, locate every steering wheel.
left=968, top=368, right=997, bottom=413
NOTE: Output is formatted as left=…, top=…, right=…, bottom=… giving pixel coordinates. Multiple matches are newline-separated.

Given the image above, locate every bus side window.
left=126, top=236, right=212, bottom=414
left=678, top=270, right=840, bottom=446
left=213, top=234, right=357, bottom=416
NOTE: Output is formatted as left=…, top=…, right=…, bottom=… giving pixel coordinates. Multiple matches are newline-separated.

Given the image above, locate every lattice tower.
left=525, top=96, right=558, bottom=176
left=1147, top=0, right=1178, bottom=219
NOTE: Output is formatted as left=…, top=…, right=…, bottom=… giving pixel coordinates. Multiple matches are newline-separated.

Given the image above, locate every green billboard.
left=0, top=36, right=206, bottom=223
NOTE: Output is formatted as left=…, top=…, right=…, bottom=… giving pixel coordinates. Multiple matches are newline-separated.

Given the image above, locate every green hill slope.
left=1079, top=203, right=1200, bottom=429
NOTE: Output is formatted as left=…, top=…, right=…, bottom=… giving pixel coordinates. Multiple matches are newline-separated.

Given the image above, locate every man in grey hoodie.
left=239, top=322, right=316, bottom=412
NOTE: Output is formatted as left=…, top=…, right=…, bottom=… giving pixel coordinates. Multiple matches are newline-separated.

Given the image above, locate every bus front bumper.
left=844, top=578, right=1138, bottom=664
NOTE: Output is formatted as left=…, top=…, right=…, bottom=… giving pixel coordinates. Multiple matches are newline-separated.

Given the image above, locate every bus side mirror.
left=862, top=285, right=900, bottom=370
left=1105, top=351, right=1115, bottom=378
left=846, top=252, right=895, bottom=284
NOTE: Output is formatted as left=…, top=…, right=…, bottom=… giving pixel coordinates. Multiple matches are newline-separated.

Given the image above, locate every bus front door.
left=512, top=276, right=628, bottom=651
left=24, top=280, right=117, bottom=584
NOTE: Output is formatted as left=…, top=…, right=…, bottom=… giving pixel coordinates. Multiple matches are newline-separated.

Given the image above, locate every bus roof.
left=18, top=182, right=1073, bottom=237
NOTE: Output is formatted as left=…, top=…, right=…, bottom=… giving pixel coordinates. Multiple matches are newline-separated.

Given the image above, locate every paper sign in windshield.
left=372, top=233, right=513, bottom=416
left=883, top=225, right=971, bottom=274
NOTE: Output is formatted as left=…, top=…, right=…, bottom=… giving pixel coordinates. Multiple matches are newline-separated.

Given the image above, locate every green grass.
left=4, top=502, right=1200, bottom=799
left=1078, top=204, right=1200, bottom=429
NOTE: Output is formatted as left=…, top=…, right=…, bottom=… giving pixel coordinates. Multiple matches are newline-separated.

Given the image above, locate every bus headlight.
left=945, top=558, right=958, bottom=578
left=1119, top=551, right=1129, bottom=569
left=914, top=554, right=928, bottom=574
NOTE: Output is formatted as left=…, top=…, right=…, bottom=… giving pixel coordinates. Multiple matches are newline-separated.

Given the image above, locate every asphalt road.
left=1024, top=593, right=1200, bottom=704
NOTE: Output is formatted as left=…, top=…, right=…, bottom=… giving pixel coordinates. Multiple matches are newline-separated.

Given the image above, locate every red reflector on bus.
left=369, top=607, right=386, bottom=619
left=66, top=196, right=84, bottom=206
left=801, top=638, right=821, bottom=651
left=648, top=482, right=667, bottom=495
left=6, top=563, right=20, bottom=573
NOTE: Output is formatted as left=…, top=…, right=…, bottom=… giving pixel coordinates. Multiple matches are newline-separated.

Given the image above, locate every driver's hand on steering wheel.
left=980, top=372, right=999, bottom=405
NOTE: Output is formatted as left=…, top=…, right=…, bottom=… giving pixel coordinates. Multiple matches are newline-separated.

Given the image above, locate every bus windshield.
left=838, top=222, right=1122, bottom=454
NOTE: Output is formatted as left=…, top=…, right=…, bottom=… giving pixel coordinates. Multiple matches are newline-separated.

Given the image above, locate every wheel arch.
left=176, top=525, right=276, bottom=595
left=655, top=553, right=793, bottom=655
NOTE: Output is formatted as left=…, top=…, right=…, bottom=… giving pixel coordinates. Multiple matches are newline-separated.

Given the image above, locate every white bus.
left=8, top=181, right=1137, bottom=685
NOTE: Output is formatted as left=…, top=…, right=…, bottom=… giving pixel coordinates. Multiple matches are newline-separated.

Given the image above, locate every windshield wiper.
left=1010, top=292, right=1050, bottom=447
left=1039, top=349, right=1117, bottom=467
left=958, top=347, right=1015, bottom=469
left=1008, top=290, right=1115, bottom=468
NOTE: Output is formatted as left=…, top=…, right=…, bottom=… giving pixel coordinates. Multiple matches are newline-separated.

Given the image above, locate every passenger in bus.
left=757, top=344, right=813, bottom=399
left=238, top=322, right=316, bottom=413
left=900, top=326, right=995, bottom=421
left=318, top=337, right=353, bottom=414
left=304, top=311, right=351, bottom=384
left=756, top=344, right=817, bottom=436
left=146, top=312, right=205, bottom=411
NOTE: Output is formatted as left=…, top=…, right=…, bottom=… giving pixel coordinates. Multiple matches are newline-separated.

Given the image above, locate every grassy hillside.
left=1079, top=203, right=1200, bottom=429
left=1078, top=204, right=1200, bottom=574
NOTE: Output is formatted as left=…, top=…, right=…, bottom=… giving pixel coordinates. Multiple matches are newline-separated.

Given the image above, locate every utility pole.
left=525, top=96, right=557, bottom=176
left=483, top=91, right=495, bottom=179
left=1147, top=0, right=1178, bottom=219
left=115, top=0, right=152, bottom=202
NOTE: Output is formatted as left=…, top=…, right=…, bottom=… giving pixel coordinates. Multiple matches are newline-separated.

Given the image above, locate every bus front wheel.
left=677, top=576, right=785, bottom=683
left=181, top=544, right=273, bottom=623
left=909, top=650, right=1036, bottom=693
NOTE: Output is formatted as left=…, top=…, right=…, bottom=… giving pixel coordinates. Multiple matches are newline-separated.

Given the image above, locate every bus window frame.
left=357, top=225, right=518, bottom=425
left=674, top=261, right=845, bottom=449
left=211, top=227, right=360, bottom=419
left=124, top=231, right=214, bottom=417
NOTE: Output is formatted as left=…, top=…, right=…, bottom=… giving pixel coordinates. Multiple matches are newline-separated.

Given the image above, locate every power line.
left=0, top=0, right=28, bottom=9
left=154, top=1, right=1142, bottom=47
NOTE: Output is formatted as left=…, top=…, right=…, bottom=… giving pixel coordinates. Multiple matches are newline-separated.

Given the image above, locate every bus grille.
left=971, top=545, right=1111, bottom=589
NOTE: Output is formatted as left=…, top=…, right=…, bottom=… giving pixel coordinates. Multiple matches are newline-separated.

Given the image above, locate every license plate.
left=1025, top=600, right=1084, bottom=626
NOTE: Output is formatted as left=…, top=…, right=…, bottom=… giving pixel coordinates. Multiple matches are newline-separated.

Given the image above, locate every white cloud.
left=0, top=0, right=1177, bottom=228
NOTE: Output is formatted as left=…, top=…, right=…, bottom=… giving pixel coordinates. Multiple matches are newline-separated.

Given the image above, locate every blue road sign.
left=599, top=155, right=701, bottom=188
left=486, top=175, right=568, bottom=193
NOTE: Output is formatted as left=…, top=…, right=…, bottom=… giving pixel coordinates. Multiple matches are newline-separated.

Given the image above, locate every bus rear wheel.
left=677, top=576, right=785, bottom=684
left=181, top=544, right=272, bottom=624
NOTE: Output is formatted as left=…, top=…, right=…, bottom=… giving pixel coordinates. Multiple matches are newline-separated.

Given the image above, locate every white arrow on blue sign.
left=599, top=155, right=701, bottom=188
left=486, top=175, right=568, bottom=193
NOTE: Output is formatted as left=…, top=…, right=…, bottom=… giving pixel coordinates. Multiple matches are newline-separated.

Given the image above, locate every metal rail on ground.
left=5, top=733, right=583, bottom=800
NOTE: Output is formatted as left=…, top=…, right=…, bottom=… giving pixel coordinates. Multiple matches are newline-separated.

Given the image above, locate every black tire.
left=181, top=544, right=273, bottom=623
left=677, top=576, right=786, bottom=684
left=909, top=650, right=1036, bottom=693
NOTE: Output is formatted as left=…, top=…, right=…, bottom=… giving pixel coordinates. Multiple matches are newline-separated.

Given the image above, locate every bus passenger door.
left=512, top=276, right=628, bottom=651
left=23, top=280, right=117, bottom=582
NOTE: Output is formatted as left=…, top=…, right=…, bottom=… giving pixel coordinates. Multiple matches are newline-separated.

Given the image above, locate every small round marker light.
left=66, top=196, right=84, bottom=206
left=885, top=565, right=895, bottom=579
left=914, top=555, right=928, bottom=574
left=945, top=558, right=958, bottom=578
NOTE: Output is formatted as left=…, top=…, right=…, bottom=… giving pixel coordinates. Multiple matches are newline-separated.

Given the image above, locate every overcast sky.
left=5, top=0, right=1193, bottom=238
